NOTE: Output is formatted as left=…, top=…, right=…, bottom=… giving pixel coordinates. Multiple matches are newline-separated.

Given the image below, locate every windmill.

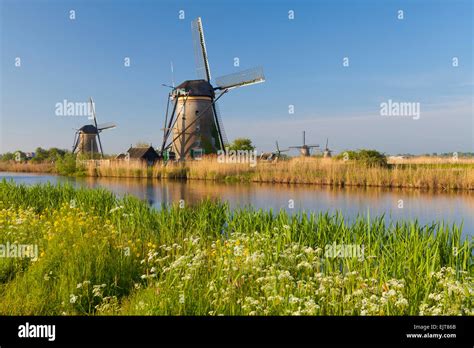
left=289, top=131, right=319, bottom=157
left=260, top=141, right=289, bottom=161
left=274, top=141, right=289, bottom=159
left=160, top=17, right=265, bottom=161
left=72, top=98, right=116, bottom=158
left=323, top=138, right=333, bottom=158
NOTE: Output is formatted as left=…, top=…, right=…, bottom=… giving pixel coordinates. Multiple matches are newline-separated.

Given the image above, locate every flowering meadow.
left=0, top=180, right=471, bottom=315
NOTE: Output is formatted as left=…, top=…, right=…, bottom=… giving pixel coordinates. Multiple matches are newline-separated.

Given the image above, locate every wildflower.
left=109, top=205, right=124, bottom=214
left=395, top=298, right=408, bottom=308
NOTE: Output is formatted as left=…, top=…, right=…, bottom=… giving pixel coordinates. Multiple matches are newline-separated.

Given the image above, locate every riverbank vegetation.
left=85, top=155, right=474, bottom=190
left=0, top=181, right=471, bottom=315
left=2, top=148, right=474, bottom=190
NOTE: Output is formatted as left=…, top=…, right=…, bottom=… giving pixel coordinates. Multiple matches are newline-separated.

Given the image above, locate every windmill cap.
left=78, top=125, right=98, bottom=133
left=175, top=80, right=215, bottom=98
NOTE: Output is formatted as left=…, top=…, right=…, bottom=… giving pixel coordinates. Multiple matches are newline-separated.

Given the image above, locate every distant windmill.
left=72, top=98, right=116, bottom=158
left=260, top=141, right=289, bottom=161
left=323, top=138, right=333, bottom=158
left=160, top=17, right=265, bottom=161
left=274, top=141, right=289, bottom=158
left=289, top=131, right=319, bottom=157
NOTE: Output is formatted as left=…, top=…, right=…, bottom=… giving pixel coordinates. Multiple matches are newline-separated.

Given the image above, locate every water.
left=1, top=172, right=473, bottom=236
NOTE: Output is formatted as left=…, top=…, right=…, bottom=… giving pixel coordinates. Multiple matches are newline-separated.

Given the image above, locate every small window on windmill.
left=192, top=148, right=204, bottom=160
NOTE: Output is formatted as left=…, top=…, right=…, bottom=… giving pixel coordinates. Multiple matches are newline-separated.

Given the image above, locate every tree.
left=227, top=138, right=255, bottom=152
left=31, top=147, right=49, bottom=163
left=0, top=152, right=15, bottom=161
left=47, top=148, right=66, bottom=162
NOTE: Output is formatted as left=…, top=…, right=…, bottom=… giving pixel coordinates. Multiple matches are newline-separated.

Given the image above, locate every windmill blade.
left=191, top=17, right=211, bottom=81
left=97, top=132, right=104, bottom=158
left=89, top=97, right=99, bottom=130
left=97, top=122, right=117, bottom=131
left=72, top=131, right=79, bottom=153
left=307, top=144, right=320, bottom=148
left=215, top=67, right=265, bottom=90
left=170, top=61, right=175, bottom=87
left=211, top=101, right=228, bottom=149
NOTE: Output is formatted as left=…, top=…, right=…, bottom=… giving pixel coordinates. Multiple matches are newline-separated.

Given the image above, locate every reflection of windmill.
left=160, top=17, right=265, bottom=161
left=289, top=131, right=319, bottom=157
left=72, top=98, right=116, bottom=158
left=323, top=138, right=333, bottom=158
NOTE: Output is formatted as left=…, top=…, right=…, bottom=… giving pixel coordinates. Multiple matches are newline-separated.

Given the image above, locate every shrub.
left=336, top=149, right=388, bottom=167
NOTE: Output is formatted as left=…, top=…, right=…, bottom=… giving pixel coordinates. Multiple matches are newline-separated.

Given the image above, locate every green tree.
left=47, top=148, right=66, bottom=162
left=228, top=138, right=255, bottom=151
left=0, top=152, right=16, bottom=161
left=30, top=147, right=48, bottom=163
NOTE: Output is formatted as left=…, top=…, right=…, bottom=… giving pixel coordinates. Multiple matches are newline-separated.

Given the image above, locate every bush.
left=227, top=138, right=255, bottom=152
left=336, top=149, right=388, bottom=167
left=55, top=153, right=78, bottom=175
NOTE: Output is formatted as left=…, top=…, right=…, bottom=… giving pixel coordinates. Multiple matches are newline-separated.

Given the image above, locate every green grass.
left=0, top=180, right=471, bottom=315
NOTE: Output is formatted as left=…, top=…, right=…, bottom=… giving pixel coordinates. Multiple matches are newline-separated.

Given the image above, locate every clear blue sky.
left=1, top=0, right=472, bottom=155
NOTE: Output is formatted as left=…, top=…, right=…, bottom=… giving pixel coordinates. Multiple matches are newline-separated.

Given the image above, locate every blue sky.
left=1, top=0, right=472, bottom=155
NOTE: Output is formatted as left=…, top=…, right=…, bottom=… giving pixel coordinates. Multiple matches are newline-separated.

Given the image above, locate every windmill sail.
left=215, top=67, right=265, bottom=90
left=212, top=102, right=229, bottom=148
left=97, top=122, right=117, bottom=131
left=191, top=17, right=211, bottom=81
left=72, top=132, right=79, bottom=152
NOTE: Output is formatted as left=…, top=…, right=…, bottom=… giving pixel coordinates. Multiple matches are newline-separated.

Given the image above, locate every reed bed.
left=0, top=161, right=54, bottom=173
left=81, top=157, right=474, bottom=190
left=188, top=157, right=474, bottom=190
left=3, top=156, right=473, bottom=190
left=388, top=156, right=474, bottom=165
left=0, top=180, right=471, bottom=315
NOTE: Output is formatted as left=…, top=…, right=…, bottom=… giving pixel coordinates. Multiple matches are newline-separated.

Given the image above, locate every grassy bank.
left=0, top=181, right=471, bottom=315
left=83, top=157, right=474, bottom=190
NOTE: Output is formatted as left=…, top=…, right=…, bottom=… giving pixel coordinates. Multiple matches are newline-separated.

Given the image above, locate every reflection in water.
left=1, top=172, right=473, bottom=236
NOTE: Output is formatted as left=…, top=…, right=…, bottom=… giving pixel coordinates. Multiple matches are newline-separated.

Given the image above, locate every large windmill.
left=289, top=131, right=319, bottom=157
left=72, top=98, right=116, bottom=158
left=160, top=17, right=265, bottom=161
